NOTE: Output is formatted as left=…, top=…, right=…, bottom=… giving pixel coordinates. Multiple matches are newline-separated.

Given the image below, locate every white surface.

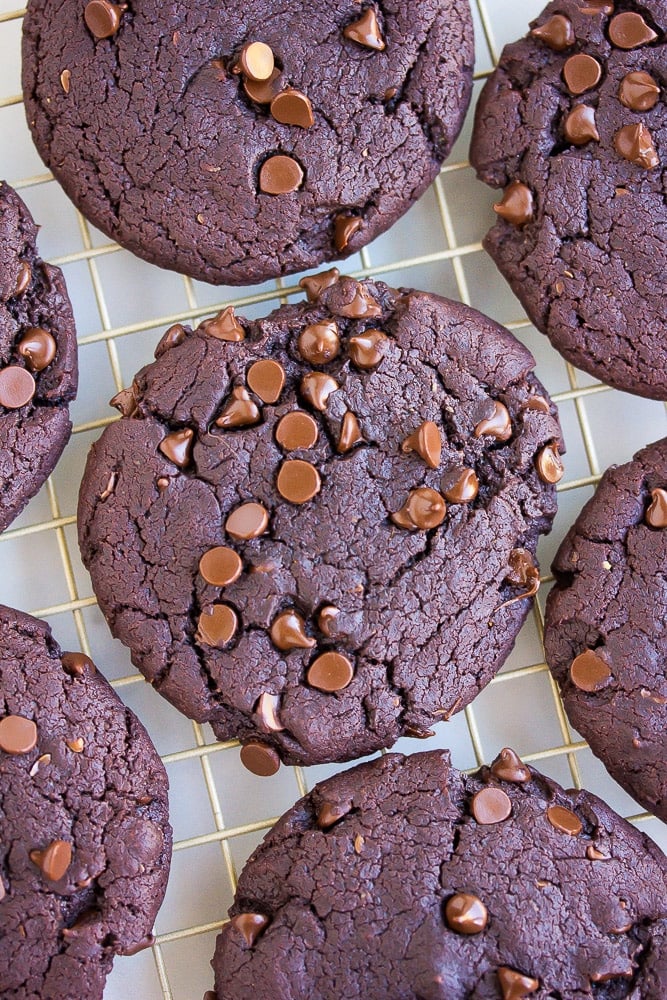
left=0, top=1, right=665, bottom=998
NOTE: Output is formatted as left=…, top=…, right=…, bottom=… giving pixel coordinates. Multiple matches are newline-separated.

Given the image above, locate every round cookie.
left=78, top=272, right=563, bottom=770
left=545, top=437, right=667, bottom=822
left=0, top=605, right=171, bottom=999
left=22, top=1, right=473, bottom=286
left=211, top=748, right=667, bottom=999
left=470, top=0, right=667, bottom=400
left=0, top=181, right=78, bottom=533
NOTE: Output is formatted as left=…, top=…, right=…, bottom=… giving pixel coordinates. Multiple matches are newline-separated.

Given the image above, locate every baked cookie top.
left=22, top=0, right=473, bottom=285
left=470, top=0, right=667, bottom=399
left=78, top=273, right=562, bottom=770
left=0, top=605, right=171, bottom=1000
left=546, top=436, right=667, bottom=822
left=0, top=181, right=77, bottom=532
left=212, top=749, right=667, bottom=999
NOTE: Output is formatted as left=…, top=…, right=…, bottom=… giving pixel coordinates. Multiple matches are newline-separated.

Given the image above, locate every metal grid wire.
left=1, top=1, right=666, bottom=996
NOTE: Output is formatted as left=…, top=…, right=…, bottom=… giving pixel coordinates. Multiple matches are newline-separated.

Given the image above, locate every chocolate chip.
left=444, top=893, right=489, bottom=935
left=401, top=421, right=442, bottom=469
left=490, top=748, right=531, bottom=784
left=247, top=359, right=285, bottom=404
left=493, top=182, right=534, bottom=226
left=333, top=214, right=362, bottom=251
left=530, top=14, right=575, bottom=51
left=157, top=477, right=170, bottom=491
left=563, top=54, right=602, bottom=95
left=392, top=487, right=447, bottom=531
left=570, top=649, right=612, bottom=692
left=17, top=328, right=57, bottom=372
left=619, top=71, right=661, bottom=111
left=609, top=11, right=657, bottom=49
left=237, top=42, right=275, bottom=82
left=348, top=329, right=388, bottom=369
left=155, top=323, right=187, bottom=357
left=270, top=610, right=316, bottom=651
left=259, top=155, right=304, bottom=195
left=0, top=715, right=38, bottom=755
left=110, top=387, right=138, bottom=416
left=546, top=804, right=583, bottom=836
left=275, top=411, right=318, bottom=451
left=300, top=372, right=339, bottom=410
left=307, top=651, right=354, bottom=692
left=255, top=693, right=285, bottom=733
left=14, top=261, right=31, bottom=297
left=581, top=0, right=614, bottom=13
left=197, top=605, right=238, bottom=647
left=564, top=105, right=599, bottom=146
left=497, top=967, right=540, bottom=999
left=230, top=911, right=270, bottom=945
left=66, top=737, right=85, bottom=753
left=61, top=652, right=96, bottom=677
left=299, top=269, right=340, bottom=302
left=298, top=321, right=340, bottom=364
left=84, top=0, right=123, bottom=39
left=226, top=502, right=269, bottom=540
left=158, top=428, right=194, bottom=468
left=317, top=605, right=340, bottom=637
left=270, top=89, right=314, bottom=128
left=646, top=487, right=667, bottom=527
left=471, top=786, right=512, bottom=825
left=29, top=753, right=51, bottom=777
left=586, top=845, right=609, bottom=861
left=99, top=471, right=117, bottom=501
left=525, top=395, right=551, bottom=413
left=317, top=801, right=351, bottom=828
left=239, top=742, right=280, bottom=777
left=30, top=840, right=72, bottom=882
left=343, top=7, right=386, bottom=51
left=199, top=307, right=245, bottom=342
left=199, top=546, right=243, bottom=587
left=244, top=68, right=282, bottom=105
left=118, top=934, right=155, bottom=956
left=474, top=401, right=512, bottom=441
left=0, top=367, right=36, bottom=409
left=535, top=443, right=564, bottom=484
left=442, top=467, right=479, bottom=504
left=404, top=725, right=436, bottom=739
left=216, top=386, right=261, bottom=429
left=505, top=548, right=540, bottom=599
left=615, top=123, right=659, bottom=169
left=337, top=411, right=363, bottom=453
left=334, top=283, right=382, bottom=319
left=277, top=459, right=321, bottom=504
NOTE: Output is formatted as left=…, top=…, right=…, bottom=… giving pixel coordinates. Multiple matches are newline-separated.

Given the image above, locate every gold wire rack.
left=1, top=1, right=666, bottom=996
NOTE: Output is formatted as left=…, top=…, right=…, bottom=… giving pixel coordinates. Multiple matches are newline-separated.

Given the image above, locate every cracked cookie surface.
left=78, top=274, right=562, bottom=769
left=22, top=0, right=473, bottom=286
left=470, top=0, right=667, bottom=400
left=545, top=437, right=667, bottom=822
left=211, top=749, right=667, bottom=999
left=0, top=182, right=77, bottom=533
left=0, top=605, right=171, bottom=1000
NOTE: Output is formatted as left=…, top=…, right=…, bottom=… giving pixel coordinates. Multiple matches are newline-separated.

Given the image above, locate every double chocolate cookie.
left=0, top=182, right=77, bottom=533
left=545, top=437, right=667, bottom=822
left=211, top=749, right=667, bottom=999
left=78, top=273, right=563, bottom=770
left=470, top=1, right=667, bottom=400
left=0, top=605, right=171, bottom=999
left=22, top=1, right=474, bottom=285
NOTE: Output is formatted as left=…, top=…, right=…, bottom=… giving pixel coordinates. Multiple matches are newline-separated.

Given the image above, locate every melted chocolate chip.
left=30, top=840, right=72, bottom=882
left=490, top=748, right=531, bottom=784
left=337, top=411, right=363, bottom=453
left=546, top=804, right=583, bottom=836
left=563, top=54, right=602, bottom=95
left=444, top=893, right=488, bottom=934
left=255, top=693, right=285, bottom=733
left=231, top=911, right=270, bottom=945
left=247, top=359, right=285, bottom=404
left=14, top=261, right=31, bottom=297
left=244, top=68, right=282, bottom=105
left=441, top=467, right=479, bottom=504
left=158, top=428, right=194, bottom=468
left=271, top=89, right=314, bottom=128
left=646, top=487, right=667, bottom=527
left=0, top=715, right=38, bottom=755
left=17, top=328, right=57, bottom=372
left=216, top=386, right=261, bottom=429
left=474, top=401, right=512, bottom=441
left=343, top=8, right=386, bottom=51
left=493, top=182, right=534, bottom=226
left=333, top=214, right=362, bottom=251
left=619, top=71, right=661, bottom=111
left=199, top=307, right=245, bottom=342
left=608, top=11, right=657, bottom=49
left=61, top=652, right=95, bottom=678
left=270, top=610, right=316, bottom=652
left=497, top=967, right=540, bottom=1000
left=530, top=14, right=574, bottom=51
left=199, top=546, right=243, bottom=587
left=110, top=387, right=138, bottom=417
left=299, top=269, right=340, bottom=302
left=307, top=652, right=354, bottom=692
left=225, top=502, right=269, bottom=540
left=84, top=0, right=123, bottom=39
left=570, top=649, right=612, bottom=692
left=155, top=323, right=186, bottom=357
left=615, top=123, right=659, bottom=169
left=317, top=801, right=351, bottom=828
left=197, top=605, right=238, bottom=647
left=300, top=371, right=339, bottom=410
left=239, top=743, right=280, bottom=777
left=564, top=105, right=599, bottom=146
left=275, top=411, right=319, bottom=451
left=298, top=321, right=341, bottom=364
left=392, top=488, right=447, bottom=531
left=334, top=283, right=382, bottom=319
left=277, top=460, right=321, bottom=504
left=471, top=786, right=512, bottom=825
left=401, top=421, right=442, bottom=469
left=259, top=155, right=304, bottom=195
left=535, top=444, right=564, bottom=484
left=0, top=367, right=36, bottom=409
left=348, top=329, right=388, bottom=369
left=317, top=605, right=341, bottom=638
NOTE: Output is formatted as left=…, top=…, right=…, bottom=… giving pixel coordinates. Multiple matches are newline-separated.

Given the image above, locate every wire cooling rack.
left=1, top=1, right=666, bottom=996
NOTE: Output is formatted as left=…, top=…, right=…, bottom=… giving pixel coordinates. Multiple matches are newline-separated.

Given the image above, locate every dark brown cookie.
left=211, top=749, right=667, bottom=999
left=545, top=437, right=667, bottom=822
left=0, top=181, right=78, bottom=532
left=22, top=1, right=474, bottom=285
left=78, top=273, right=563, bottom=771
left=470, top=0, right=667, bottom=400
left=0, top=604, right=171, bottom=999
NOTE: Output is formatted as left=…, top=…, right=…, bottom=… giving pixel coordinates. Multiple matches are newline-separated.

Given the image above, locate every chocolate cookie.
left=0, top=182, right=77, bottom=533
left=545, top=437, right=667, bottom=822
left=0, top=605, right=171, bottom=999
left=22, top=1, right=473, bottom=286
left=470, top=0, right=667, bottom=400
left=78, top=273, right=563, bottom=771
left=211, top=748, right=667, bottom=999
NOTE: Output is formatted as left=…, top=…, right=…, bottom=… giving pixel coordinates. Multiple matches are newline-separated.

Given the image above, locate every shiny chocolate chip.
left=401, top=421, right=441, bottom=469
left=17, top=328, right=57, bottom=372
left=570, top=649, right=612, bottom=692
left=494, top=182, right=533, bottom=226
left=0, top=367, right=36, bottom=409
left=530, top=14, right=574, bottom=51
left=563, top=54, right=602, bottom=95
left=270, top=610, right=316, bottom=652
left=239, top=742, right=280, bottom=777
left=343, top=8, right=386, bottom=50
left=259, top=155, right=304, bottom=195
left=277, top=460, right=321, bottom=504
left=300, top=371, right=339, bottom=410
left=444, top=893, right=488, bottom=935
left=247, top=359, right=285, bottom=404
left=307, top=652, right=354, bottom=692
